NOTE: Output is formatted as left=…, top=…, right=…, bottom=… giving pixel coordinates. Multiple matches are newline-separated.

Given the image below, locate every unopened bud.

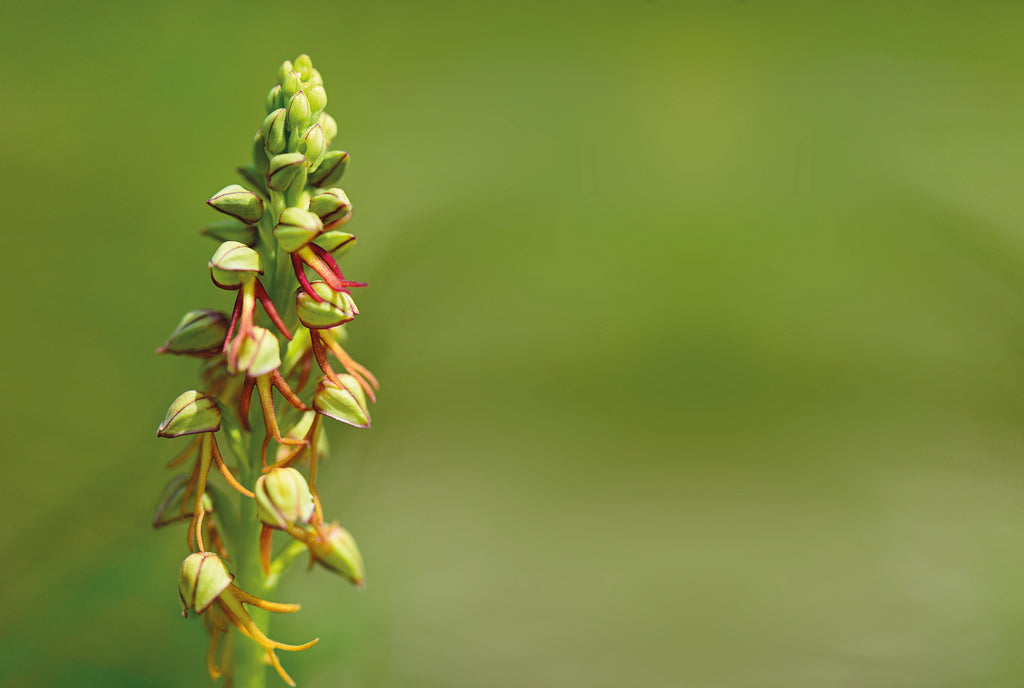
left=201, top=219, right=258, bottom=246
left=308, top=188, right=351, bottom=226
left=309, top=523, right=365, bottom=587
left=157, top=310, right=228, bottom=356
left=207, top=185, right=264, bottom=225
left=293, top=54, right=314, bottom=81
left=287, top=91, right=312, bottom=132
left=309, top=69, right=324, bottom=88
left=261, top=108, right=288, bottom=155
left=318, top=113, right=337, bottom=142
left=233, top=326, right=281, bottom=378
left=265, top=83, right=284, bottom=113
left=307, top=85, right=327, bottom=116
left=178, top=552, right=233, bottom=614
left=252, top=128, right=270, bottom=174
left=300, top=124, right=326, bottom=171
left=274, top=207, right=323, bottom=253
left=256, top=467, right=315, bottom=529
left=158, top=390, right=221, bottom=438
left=277, top=60, right=294, bottom=85
left=266, top=152, right=306, bottom=192
left=282, top=70, right=303, bottom=99
left=209, top=241, right=262, bottom=288
left=313, top=375, right=370, bottom=428
left=308, top=150, right=348, bottom=187
left=296, top=282, right=358, bottom=329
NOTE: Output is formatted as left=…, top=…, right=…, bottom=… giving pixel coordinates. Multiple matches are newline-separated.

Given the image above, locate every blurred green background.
left=3, top=1, right=1024, bottom=686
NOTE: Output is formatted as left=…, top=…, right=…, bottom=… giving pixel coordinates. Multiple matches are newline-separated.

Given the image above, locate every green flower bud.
left=209, top=241, right=262, bottom=288
left=307, top=85, right=327, bottom=117
left=266, top=152, right=306, bottom=192
left=233, top=326, right=281, bottom=377
left=287, top=91, right=312, bottom=132
left=207, top=185, right=264, bottom=225
left=178, top=552, right=233, bottom=614
left=313, top=375, right=370, bottom=428
left=201, top=219, right=258, bottom=246
left=158, top=390, right=221, bottom=438
left=300, top=124, right=326, bottom=171
left=318, top=113, right=338, bottom=142
left=308, top=188, right=351, bottom=226
left=255, top=467, right=315, bottom=529
left=265, top=83, right=284, bottom=113
left=313, top=230, right=356, bottom=256
left=274, top=207, right=323, bottom=253
left=261, top=108, right=288, bottom=155
left=296, top=282, right=358, bottom=329
left=293, top=54, right=314, bottom=81
left=277, top=59, right=294, bottom=84
left=308, top=150, right=348, bottom=188
left=157, top=310, right=228, bottom=356
left=252, top=128, right=270, bottom=174
left=309, top=69, right=324, bottom=88
left=309, top=523, right=365, bottom=587
left=282, top=70, right=302, bottom=99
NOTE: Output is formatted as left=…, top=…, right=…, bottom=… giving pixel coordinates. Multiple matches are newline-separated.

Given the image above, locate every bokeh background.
left=3, top=1, right=1024, bottom=686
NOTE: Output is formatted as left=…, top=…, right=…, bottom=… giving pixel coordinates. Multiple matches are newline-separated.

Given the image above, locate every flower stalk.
left=155, top=54, right=376, bottom=687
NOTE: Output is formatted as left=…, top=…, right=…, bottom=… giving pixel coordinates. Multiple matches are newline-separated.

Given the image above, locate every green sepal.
left=274, top=207, right=323, bottom=253
left=296, top=282, right=358, bottom=329
left=308, top=85, right=327, bottom=117
left=282, top=70, right=302, bottom=99
left=308, top=150, right=348, bottom=187
left=256, top=467, right=315, bottom=529
left=313, top=230, right=356, bottom=256
left=293, top=54, right=314, bottom=81
left=209, top=241, right=262, bottom=288
left=277, top=60, right=293, bottom=84
left=261, top=108, right=287, bottom=155
left=313, top=375, right=370, bottom=428
left=158, top=390, right=221, bottom=438
left=207, top=185, right=264, bottom=224
left=201, top=219, right=258, bottom=246
left=157, top=309, right=228, bottom=356
left=287, top=91, right=312, bottom=132
left=265, top=83, right=284, bottom=113
left=232, top=326, right=280, bottom=378
left=252, top=129, right=270, bottom=174
left=308, top=188, right=351, bottom=226
left=178, top=552, right=233, bottom=614
left=266, top=153, right=306, bottom=192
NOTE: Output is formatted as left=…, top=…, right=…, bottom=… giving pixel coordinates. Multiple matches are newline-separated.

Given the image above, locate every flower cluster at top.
left=153, top=54, right=373, bottom=687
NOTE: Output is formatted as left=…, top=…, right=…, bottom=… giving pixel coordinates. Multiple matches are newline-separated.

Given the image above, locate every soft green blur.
left=3, top=2, right=1024, bottom=686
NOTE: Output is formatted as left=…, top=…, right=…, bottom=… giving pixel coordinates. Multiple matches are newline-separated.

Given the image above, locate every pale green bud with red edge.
left=158, top=391, right=221, bottom=438
left=277, top=59, right=293, bottom=84
left=307, top=522, right=366, bottom=587
left=252, top=128, right=270, bottom=174
left=313, top=375, right=370, bottom=428
left=274, top=207, right=323, bottom=252
left=309, top=188, right=351, bottom=227
left=308, top=150, right=348, bottom=187
left=256, top=467, right=315, bottom=530
left=209, top=241, right=262, bottom=289
left=156, top=310, right=228, bottom=356
left=318, top=112, right=337, bottom=143
left=300, top=123, right=326, bottom=171
left=287, top=91, right=312, bottom=132
left=314, top=229, right=356, bottom=257
left=282, top=70, right=302, bottom=100
left=265, top=83, right=284, bottom=113
left=266, top=152, right=306, bottom=192
left=308, top=85, right=327, bottom=118
left=261, top=108, right=287, bottom=155
left=293, top=54, right=314, bottom=81
left=201, top=219, right=258, bottom=246
left=178, top=552, right=233, bottom=615
left=296, top=282, right=358, bottom=329
left=232, top=326, right=281, bottom=378
left=207, top=185, right=264, bottom=225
